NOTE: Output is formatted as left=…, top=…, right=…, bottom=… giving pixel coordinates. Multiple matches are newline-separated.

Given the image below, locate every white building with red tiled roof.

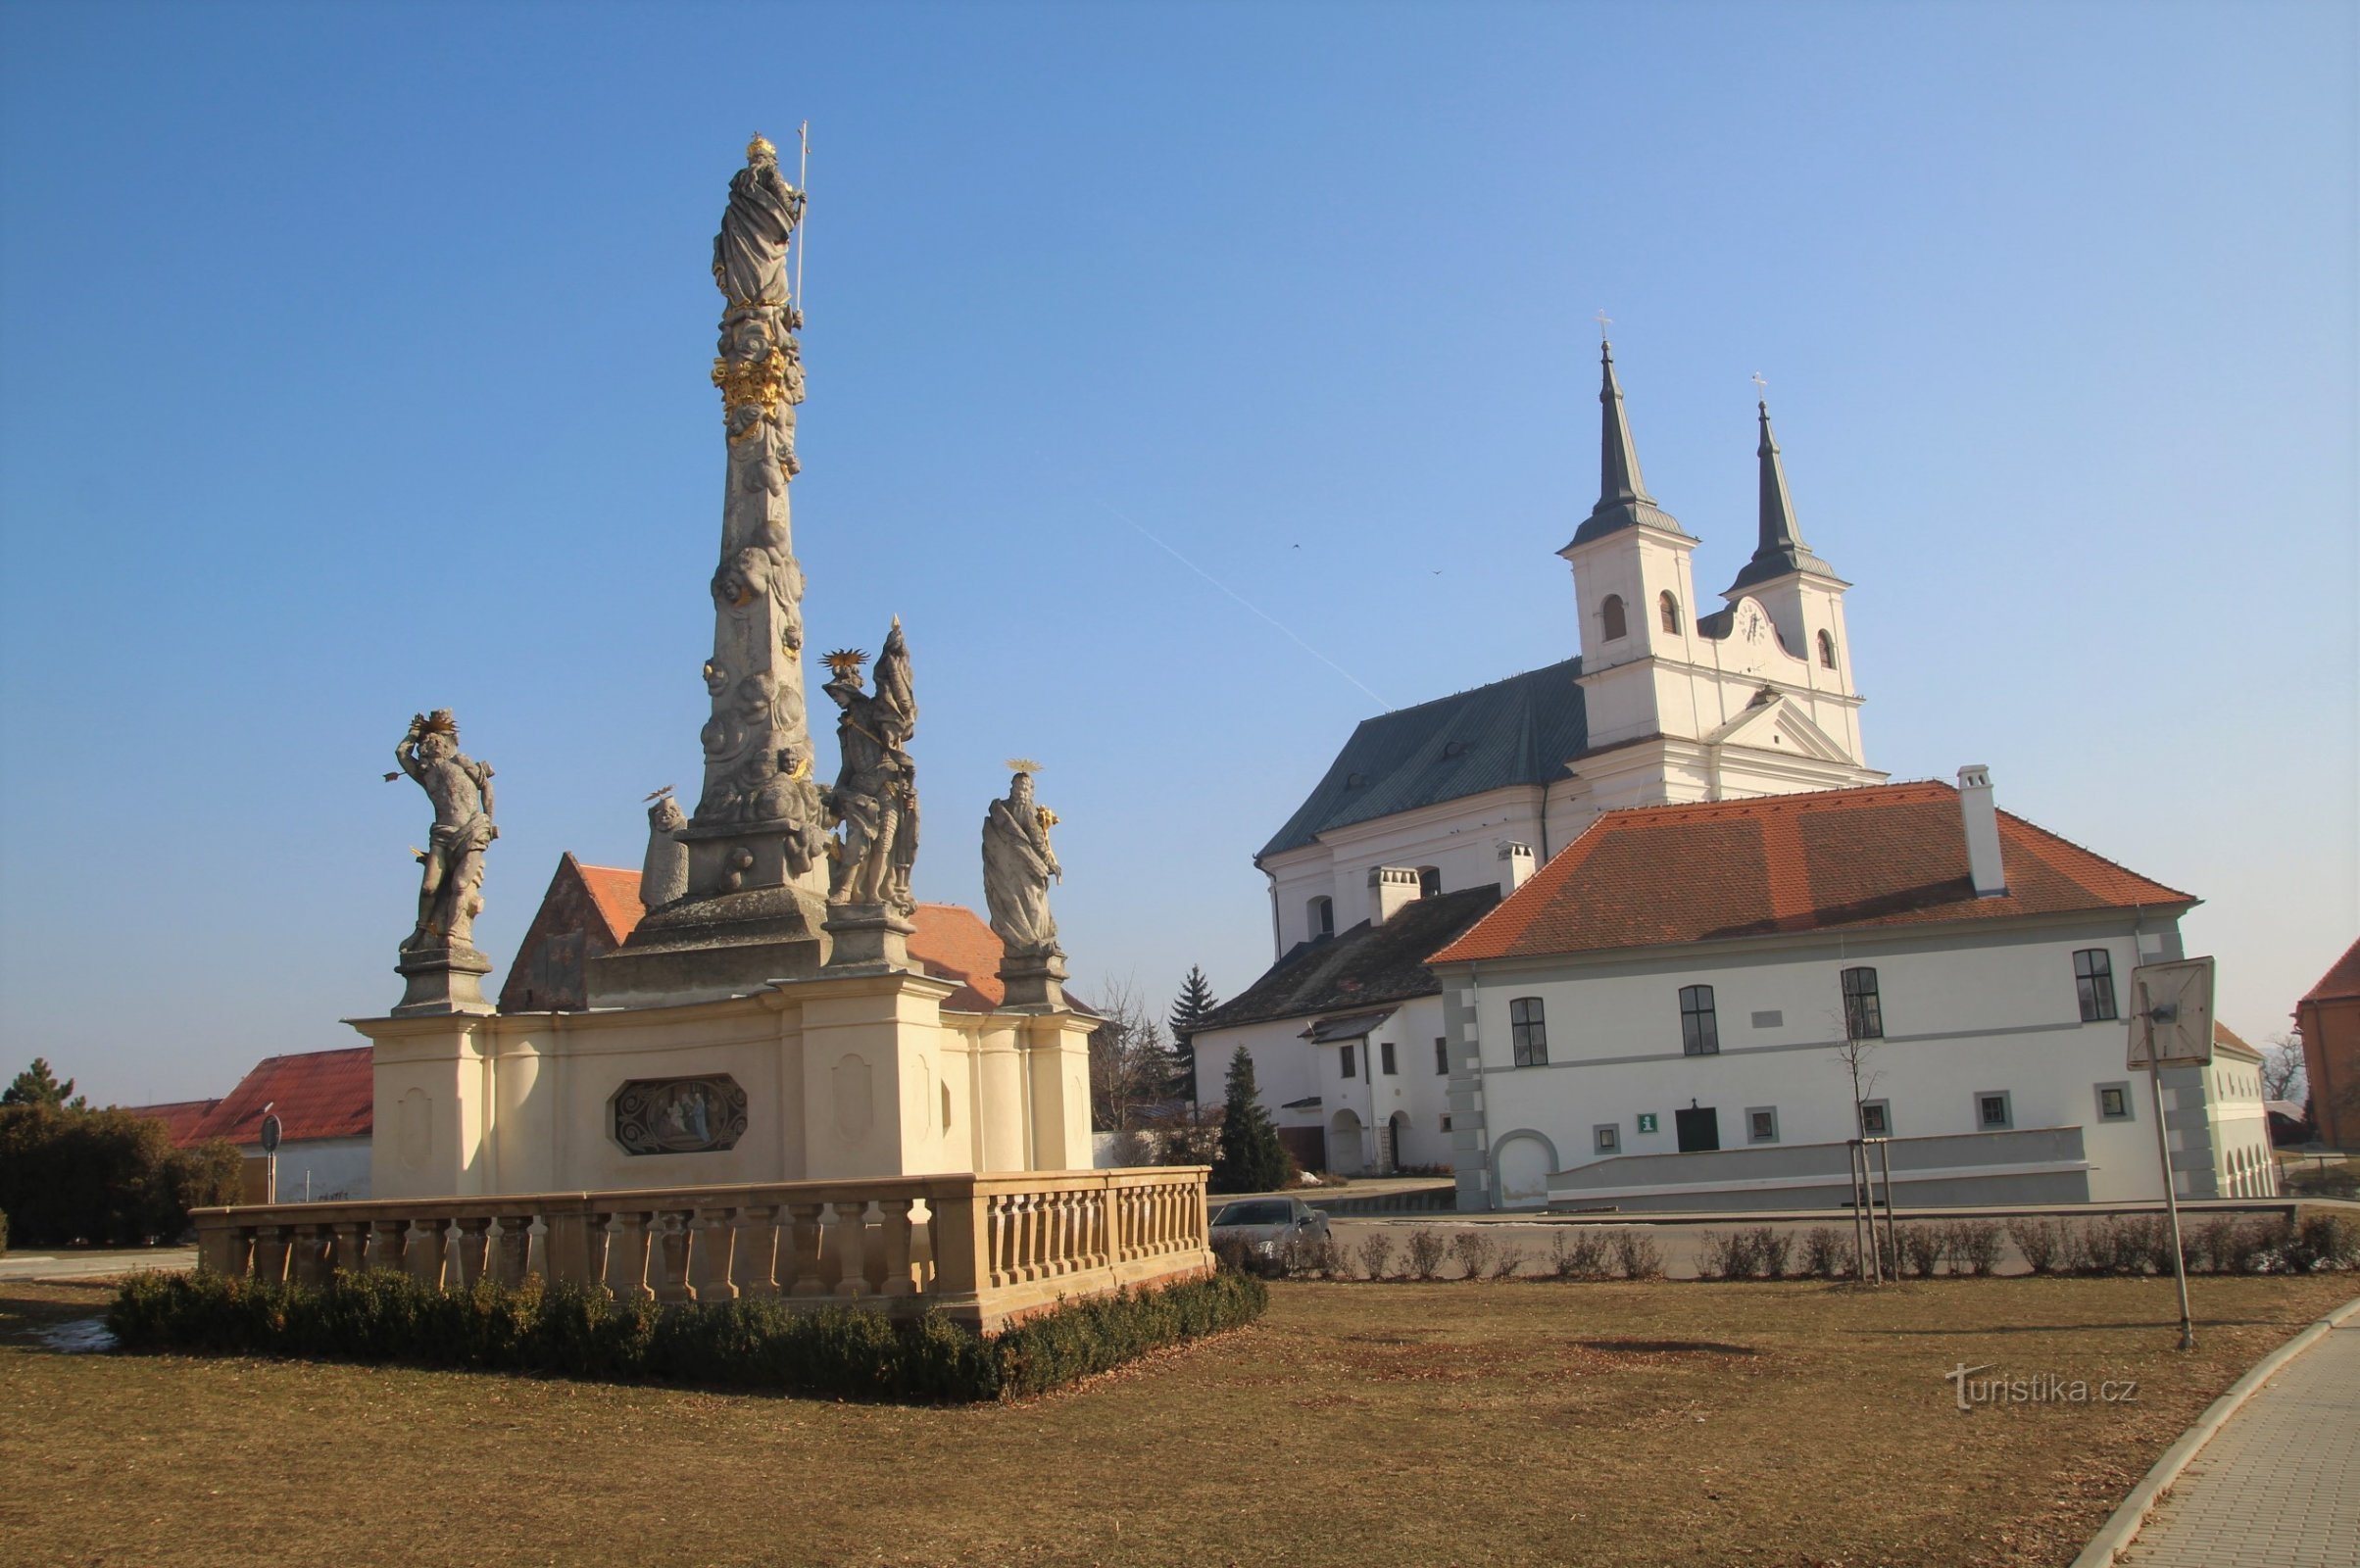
left=1426, top=772, right=2271, bottom=1210
left=126, top=1046, right=375, bottom=1201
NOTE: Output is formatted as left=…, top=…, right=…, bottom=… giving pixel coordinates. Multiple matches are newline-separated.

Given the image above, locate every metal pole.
left=2149, top=1064, right=2196, bottom=1349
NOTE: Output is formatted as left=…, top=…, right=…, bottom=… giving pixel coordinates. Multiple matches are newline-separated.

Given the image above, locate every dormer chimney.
left=1368, top=866, right=1420, bottom=926
left=1496, top=841, right=1536, bottom=897
left=1957, top=765, right=2006, bottom=897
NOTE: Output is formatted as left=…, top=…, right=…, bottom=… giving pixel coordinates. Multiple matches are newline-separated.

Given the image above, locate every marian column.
left=590, top=137, right=831, bottom=1003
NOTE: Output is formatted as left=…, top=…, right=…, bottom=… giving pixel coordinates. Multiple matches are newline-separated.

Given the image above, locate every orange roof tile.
left=195, top=1047, right=375, bottom=1146
left=576, top=862, right=646, bottom=944
left=1433, top=780, right=2194, bottom=966
left=2300, top=937, right=2360, bottom=1004
left=909, top=902, right=1007, bottom=1011
left=120, top=1099, right=223, bottom=1148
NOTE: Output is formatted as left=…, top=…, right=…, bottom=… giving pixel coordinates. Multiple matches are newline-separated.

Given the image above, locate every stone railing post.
left=828, top=1200, right=870, bottom=1298
left=332, top=1221, right=369, bottom=1274
left=253, top=1223, right=291, bottom=1285
left=691, top=1206, right=739, bottom=1301
left=732, top=1204, right=781, bottom=1298
left=193, top=1212, right=240, bottom=1278
left=924, top=1181, right=990, bottom=1323
left=492, top=1215, right=533, bottom=1289
left=543, top=1202, right=592, bottom=1287
left=605, top=1211, right=653, bottom=1302
left=366, top=1218, right=409, bottom=1274
left=453, top=1216, right=494, bottom=1288
left=785, top=1202, right=827, bottom=1298
left=651, top=1212, right=693, bottom=1303
left=290, top=1222, right=333, bottom=1287
left=407, top=1219, right=449, bottom=1290
left=877, top=1199, right=915, bottom=1298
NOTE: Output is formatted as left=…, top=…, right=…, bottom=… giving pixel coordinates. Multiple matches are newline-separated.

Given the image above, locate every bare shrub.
left=1896, top=1223, right=1942, bottom=1278
left=1800, top=1226, right=1849, bottom=1280
left=1750, top=1227, right=1795, bottom=1280
left=1403, top=1228, right=1447, bottom=1281
left=1612, top=1229, right=1664, bottom=1280
left=1355, top=1232, right=1397, bottom=1282
left=1947, top=1220, right=2002, bottom=1277
left=1489, top=1243, right=1525, bottom=1280
left=1549, top=1228, right=1610, bottom=1280
left=2007, top=1217, right=2066, bottom=1275
left=1449, top=1229, right=1498, bottom=1281
left=1292, top=1237, right=1345, bottom=1280
left=1699, top=1230, right=1759, bottom=1281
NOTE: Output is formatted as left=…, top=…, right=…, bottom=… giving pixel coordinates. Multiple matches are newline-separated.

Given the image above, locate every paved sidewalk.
left=2120, top=1320, right=2360, bottom=1568
left=0, top=1249, right=194, bottom=1283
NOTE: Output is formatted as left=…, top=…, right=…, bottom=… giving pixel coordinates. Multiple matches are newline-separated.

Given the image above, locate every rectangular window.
left=1746, top=1106, right=1780, bottom=1144
left=1858, top=1099, right=1891, bottom=1137
left=1841, top=966, right=1884, bottom=1040
left=2074, top=949, right=2117, bottom=1022
left=1339, top=1044, right=1355, bottom=1080
left=2095, top=1083, right=2133, bottom=1122
left=1679, top=985, right=1719, bottom=1055
left=1435, top=1038, right=1449, bottom=1075
left=1594, top=1123, right=1620, bottom=1154
left=1977, top=1091, right=2013, bottom=1130
left=1380, top=1041, right=1397, bottom=1076
left=1440, top=1113, right=1453, bottom=1133
left=1510, top=997, right=1549, bottom=1067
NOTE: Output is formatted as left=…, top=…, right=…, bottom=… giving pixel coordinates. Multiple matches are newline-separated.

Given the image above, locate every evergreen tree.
left=1166, top=965, right=1219, bottom=1102
left=3, top=1057, right=80, bottom=1109
left=1209, top=1046, right=1290, bottom=1194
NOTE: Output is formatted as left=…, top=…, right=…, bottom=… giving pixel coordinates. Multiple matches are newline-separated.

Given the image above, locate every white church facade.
left=1194, top=343, right=1887, bottom=1174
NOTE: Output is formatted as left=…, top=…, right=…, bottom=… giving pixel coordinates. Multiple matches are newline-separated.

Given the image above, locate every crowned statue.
left=981, top=761, right=1062, bottom=959
left=819, top=620, right=918, bottom=918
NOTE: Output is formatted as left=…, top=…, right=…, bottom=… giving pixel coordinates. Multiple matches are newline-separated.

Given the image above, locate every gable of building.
left=1202, top=884, right=1501, bottom=1032
left=501, top=852, right=644, bottom=1011
left=1258, top=661, right=1587, bottom=859
left=193, top=1046, right=375, bottom=1147
left=1433, top=780, right=2194, bottom=965
left=2301, top=937, right=2360, bottom=1005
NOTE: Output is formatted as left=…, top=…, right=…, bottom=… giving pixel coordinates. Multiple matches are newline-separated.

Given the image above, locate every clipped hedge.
left=107, top=1266, right=1265, bottom=1403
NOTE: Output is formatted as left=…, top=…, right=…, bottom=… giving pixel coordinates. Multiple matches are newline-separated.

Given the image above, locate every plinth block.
left=393, top=944, right=497, bottom=1016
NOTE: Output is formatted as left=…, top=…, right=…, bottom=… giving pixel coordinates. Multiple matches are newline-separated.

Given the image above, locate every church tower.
left=1558, top=341, right=1706, bottom=752
left=1720, top=399, right=1866, bottom=762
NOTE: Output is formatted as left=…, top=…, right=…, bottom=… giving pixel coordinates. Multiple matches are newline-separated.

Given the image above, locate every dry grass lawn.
left=2, top=1271, right=2354, bottom=1568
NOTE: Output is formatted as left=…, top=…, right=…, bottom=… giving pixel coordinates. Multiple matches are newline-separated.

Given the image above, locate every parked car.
left=1209, top=1197, right=1330, bottom=1263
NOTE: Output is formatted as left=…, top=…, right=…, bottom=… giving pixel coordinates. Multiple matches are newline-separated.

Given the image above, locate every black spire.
left=1564, top=341, right=1688, bottom=552
left=1727, top=399, right=1836, bottom=591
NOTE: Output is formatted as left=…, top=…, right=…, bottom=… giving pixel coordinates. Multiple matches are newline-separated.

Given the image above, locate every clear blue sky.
left=2, top=1, right=2352, bottom=1104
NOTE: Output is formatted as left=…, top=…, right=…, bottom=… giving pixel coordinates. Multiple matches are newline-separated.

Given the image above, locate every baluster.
left=691, top=1206, right=738, bottom=1301
left=253, top=1223, right=291, bottom=1284
left=367, top=1218, right=409, bottom=1274
left=605, top=1211, right=652, bottom=1302
left=452, top=1216, right=493, bottom=1287
left=581, top=1211, right=612, bottom=1289
left=408, top=1219, right=449, bottom=1289
left=523, top=1217, right=549, bottom=1282
left=877, top=1199, right=916, bottom=1297
left=652, top=1212, right=693, bottom=1303
left=492, top=1216, right=533, bottom=1289
left=732, top=1204, right=781, bottom=1298
left=1052, top=1192, right=1076, bottom=1275
left=290, top=1223, right=332, bottom=1286
left=332, top=1221, right=369, bottom=1275
left=829, top=1200, right=870, bottom=1298
left=786, top=1202, right=828, bottom=1298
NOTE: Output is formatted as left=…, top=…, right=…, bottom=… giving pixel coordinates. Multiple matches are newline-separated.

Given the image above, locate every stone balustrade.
left=189, top=1166, right=1214, bottom=1333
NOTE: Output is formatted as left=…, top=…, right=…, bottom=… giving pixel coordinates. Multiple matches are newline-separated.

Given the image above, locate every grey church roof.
left=1198, top=886, right=1503, bottom=1033
left=1726, top=400, right=1840, bottom=592
left=1258, top=658, right=1589, bottom=858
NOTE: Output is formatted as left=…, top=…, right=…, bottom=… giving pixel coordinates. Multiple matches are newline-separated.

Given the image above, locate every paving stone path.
left=2120, top=1318, right=2360, bottom=1568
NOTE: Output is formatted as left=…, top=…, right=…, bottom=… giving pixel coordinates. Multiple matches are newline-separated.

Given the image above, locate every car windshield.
left=1211, top=1200, right=1293, bottom=1226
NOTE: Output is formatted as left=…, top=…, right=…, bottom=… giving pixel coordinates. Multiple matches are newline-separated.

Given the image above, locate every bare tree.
left=1087, top=974, right=1169, bottom=1135
left=2260, top=1034, right=2308, bottom=1104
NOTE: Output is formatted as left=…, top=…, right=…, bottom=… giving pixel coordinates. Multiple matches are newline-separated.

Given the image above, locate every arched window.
left=1308, top=896, right=1334, bottom=939
left=1417, top=865, right=1442, bottom=899
left=1817, top=629, right=1837, bottom=668
left=1600, top=594, right=1628, bottom=641
left=1659, top=591, right=1682, bottom=634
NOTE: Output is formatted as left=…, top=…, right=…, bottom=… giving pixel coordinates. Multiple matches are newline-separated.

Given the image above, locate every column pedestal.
left=393, top=945, right=497, bottom=1016
left=998, top=949, right=1068, bottom=1010
left=821, top=903, right=914, bottom=971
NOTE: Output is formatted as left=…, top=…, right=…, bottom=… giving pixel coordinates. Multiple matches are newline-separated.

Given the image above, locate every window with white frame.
left=1594, top=1123, right=1620, bottom=1154
left=1976, top=1091, right=2013, bottom=1130
left=2095, top=1082, right=2133, bottom=1122
left=1746, top=1106, right=1780, bottom=1144
left=1380, top=1041, right=1397, bottom=1075
left=1858, top=1099, right=1892, bottom=1136
left=1841, top=966, right=1884, bottom=1040
left=1339, top=1044, right=1355, bottom=1079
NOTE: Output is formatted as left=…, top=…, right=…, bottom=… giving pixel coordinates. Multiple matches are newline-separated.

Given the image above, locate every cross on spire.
left=1750, top=370, right=1768, bottom=404
left=1595, top=310, right=1613, bottom=342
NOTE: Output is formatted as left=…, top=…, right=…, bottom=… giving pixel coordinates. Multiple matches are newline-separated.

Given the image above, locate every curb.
left=2067, top=1292, right=2360, bottom=1568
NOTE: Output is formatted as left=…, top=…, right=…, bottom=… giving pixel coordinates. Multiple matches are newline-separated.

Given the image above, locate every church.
left=1191, top=343, right=2266, bottom=1213
left=1191, top=341, right=1888, bottom=1174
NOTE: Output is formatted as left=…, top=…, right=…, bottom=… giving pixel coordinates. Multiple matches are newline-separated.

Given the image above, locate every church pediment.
left=1703, top=692, right=1853, bottom=762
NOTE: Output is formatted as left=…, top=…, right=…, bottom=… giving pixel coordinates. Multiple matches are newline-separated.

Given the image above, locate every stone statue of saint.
left=820, top=619, right=917, bottom=914
left=394, top=710, right=496, bottom=952
left=640, top=792, right=689, bottom=911
left=981, top=766, right=1061, bottom=958
left=713, top=135, right=803, bottom=310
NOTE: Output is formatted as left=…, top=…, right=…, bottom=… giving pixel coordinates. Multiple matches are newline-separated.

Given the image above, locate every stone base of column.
left=997, top=948, right=1069, bottom=1010
left=392, top=944, right=498, bottom=1017
left=821, top=903, right=916, bottom=971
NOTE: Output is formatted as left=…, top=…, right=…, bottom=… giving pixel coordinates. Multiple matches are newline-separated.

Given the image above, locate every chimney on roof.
left=1368, top=866, right=1420, bottom=927
left=1497, top=841, right=1536, bottom=897
left=1957, top=765, right=2006, bottom=897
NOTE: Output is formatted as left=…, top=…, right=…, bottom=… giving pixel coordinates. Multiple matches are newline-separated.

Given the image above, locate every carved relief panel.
left=611, top=1075, right=750, bottom=1155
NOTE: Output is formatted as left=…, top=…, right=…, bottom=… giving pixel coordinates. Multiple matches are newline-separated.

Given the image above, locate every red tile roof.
left=577, top=862, right=645, bottom=945
left=196, top=1046, right=376, bottom=1146
left=121, top=1099, right=222, bottom=1146
left=2300, top=937, right=2360, bottom=1004
left=1432, top=780, right=2194, bottom=965
left=908, top=902, right=1007, bottom=1011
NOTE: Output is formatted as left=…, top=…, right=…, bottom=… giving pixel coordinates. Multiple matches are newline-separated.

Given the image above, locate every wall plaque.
left=611, top=1075, right=749, bottom=1155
